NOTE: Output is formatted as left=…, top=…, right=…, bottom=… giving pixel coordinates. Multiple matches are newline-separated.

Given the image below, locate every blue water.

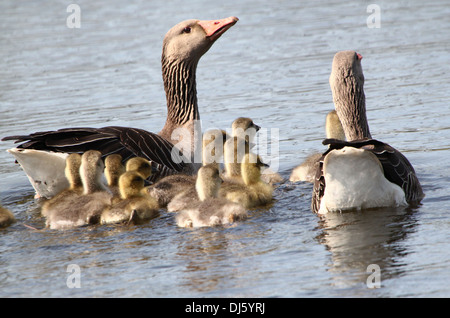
left=1, top=0, right=449, bottom=297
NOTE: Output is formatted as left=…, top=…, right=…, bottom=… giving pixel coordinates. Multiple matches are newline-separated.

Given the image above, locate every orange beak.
left=198, top=16, right=239, bottom=41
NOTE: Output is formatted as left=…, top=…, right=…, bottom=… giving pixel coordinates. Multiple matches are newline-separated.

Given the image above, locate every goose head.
left=241, top=153, right=269, bottom=186
left=125, top=157, right=155, bottom=180
left=162, top=17, right=239, bottom=63
left=104, top=154, right=125, bottom=187
left=80, top=150, right=108, bottom=194
left=195, top=163, right=223, bottom=201
left=118, top=171, right=146, bottom=200
left=329, top=50, right=371, bottom=140
left=231, top=117, right=260, bottom=144
left=330, top=51, right=364, bottom=83
left=64, top=153, right=82, bottom=190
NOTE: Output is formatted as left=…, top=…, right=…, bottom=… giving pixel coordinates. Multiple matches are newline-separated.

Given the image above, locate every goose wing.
left=2, top=126, right=189, bottom=182
left=312, top=138, right=424, bottom=213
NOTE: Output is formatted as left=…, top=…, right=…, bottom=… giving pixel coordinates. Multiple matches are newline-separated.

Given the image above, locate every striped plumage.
left=3, top=127, right=187, bottom=182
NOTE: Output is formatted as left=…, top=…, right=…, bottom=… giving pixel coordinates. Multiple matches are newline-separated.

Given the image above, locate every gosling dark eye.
left=183, top=26, right=191, bottom=33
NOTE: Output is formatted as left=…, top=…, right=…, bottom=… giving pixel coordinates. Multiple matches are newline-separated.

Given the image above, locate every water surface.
left=1, top=0, right=449, bottom=297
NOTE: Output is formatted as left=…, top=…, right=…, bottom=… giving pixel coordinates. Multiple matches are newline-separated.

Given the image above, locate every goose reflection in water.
left=316, top=206, right=419, bottom=291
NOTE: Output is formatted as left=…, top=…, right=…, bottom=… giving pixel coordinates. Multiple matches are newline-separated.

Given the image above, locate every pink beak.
left=198, top=16, right=239, bottom=41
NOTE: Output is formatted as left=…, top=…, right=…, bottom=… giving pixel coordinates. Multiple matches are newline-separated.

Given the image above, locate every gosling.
left=0, top=205, right=15, bottom=228
left=147, top=129, right=228, bottom=207
left=223, top=117, right=260, bottom=182
left=44, top=150, right=112, bottom=230
left=175, top=164, right=247, bottom=228
left=101, top=171, right=159, bottom=225
left=220, top=153, right=273, bottom=209
left=290, top=110, right=345, bottom=183
left=125, top=157, right=153, bottom=180
left=104, top=154, right=125, bottom=198
left=41, top=153, right=83, bottom=217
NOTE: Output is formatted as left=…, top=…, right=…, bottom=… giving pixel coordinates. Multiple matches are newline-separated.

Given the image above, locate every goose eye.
left=183, top=26, right=191, bottom=33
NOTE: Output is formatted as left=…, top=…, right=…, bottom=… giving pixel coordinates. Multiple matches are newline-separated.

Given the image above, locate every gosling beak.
left=258, top=157, right=270, bottom=168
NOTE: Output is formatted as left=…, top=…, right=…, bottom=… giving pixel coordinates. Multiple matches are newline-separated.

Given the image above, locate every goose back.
left=312, top=138, right=425, bottom=213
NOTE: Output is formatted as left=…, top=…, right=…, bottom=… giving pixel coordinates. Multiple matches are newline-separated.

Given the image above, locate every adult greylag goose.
left=44, top=150, right=112, bottom=229
left=101, top=171, right=159, bottom=225
left=289, top=110, right=345, bottom=183
left=174, top=164, right=247, bottom=228
left=2, top=16, right=239, bottom=199
left=312, top=51, right=424, bottom=214
left=0, top=205, right=16, bottom=228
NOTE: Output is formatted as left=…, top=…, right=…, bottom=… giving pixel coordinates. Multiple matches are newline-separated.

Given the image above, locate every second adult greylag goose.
left=174, top=164, right=247, bottom=228
left=290, top=110, right=345, bottom=183
left=312, top=51, right=424, bottom=214
left=2, top=16, right=239, bottom=199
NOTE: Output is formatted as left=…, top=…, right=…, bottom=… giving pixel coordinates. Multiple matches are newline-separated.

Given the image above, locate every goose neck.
left=160, top=56, right=199, bottom=136
left=332, top=75, right=372, bottom=140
